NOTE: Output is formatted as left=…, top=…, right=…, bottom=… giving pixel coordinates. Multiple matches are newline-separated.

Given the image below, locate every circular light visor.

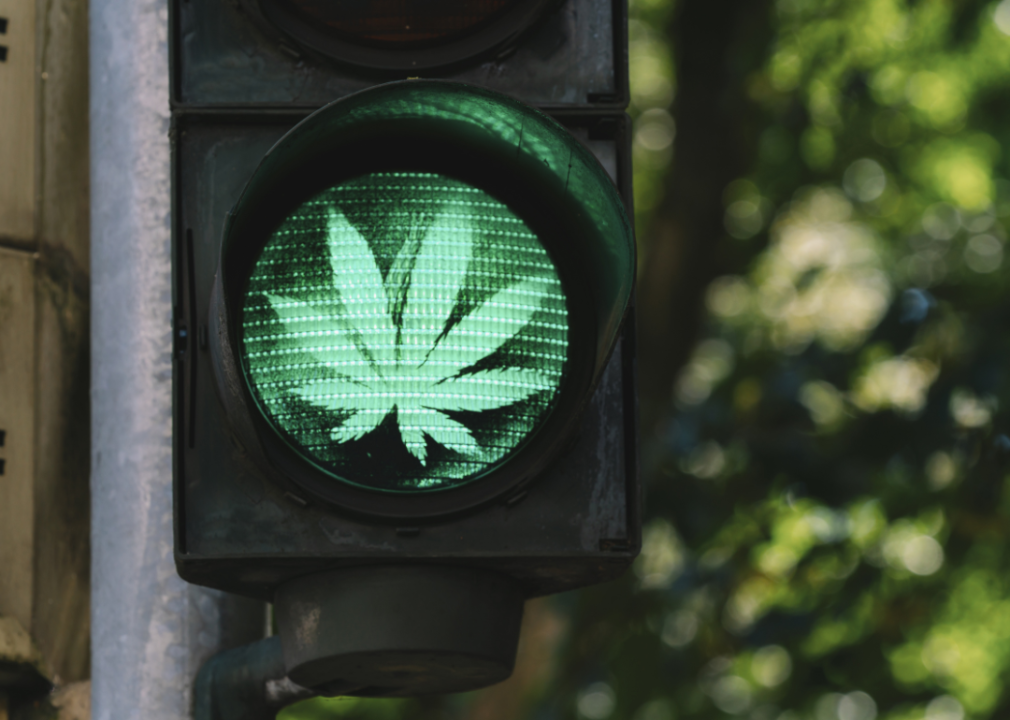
left=279, top=0, right=515, bottom=49
left=240, top=172, right=569, bottom=493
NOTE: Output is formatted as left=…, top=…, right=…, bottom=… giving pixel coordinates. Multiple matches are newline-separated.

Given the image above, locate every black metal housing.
left=171, top=0, right=628, bottom=109
left=274, top=566, right=525, bottom=696
left=209, top=81, right=630, bottom=519
left=170, top=14, right=638, bottom=690
left=172, top=106, right=638, bottom=601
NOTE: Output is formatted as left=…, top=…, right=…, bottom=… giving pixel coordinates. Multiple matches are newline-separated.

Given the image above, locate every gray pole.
left=90, top=2, right=264, bottom=719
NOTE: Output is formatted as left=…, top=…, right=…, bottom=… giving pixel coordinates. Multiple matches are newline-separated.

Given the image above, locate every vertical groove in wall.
left=0, top=0, right=38, bottom=242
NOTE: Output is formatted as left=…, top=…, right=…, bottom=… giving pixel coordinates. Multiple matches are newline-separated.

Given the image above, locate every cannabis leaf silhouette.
left=263, top=205, right=561, bottom=467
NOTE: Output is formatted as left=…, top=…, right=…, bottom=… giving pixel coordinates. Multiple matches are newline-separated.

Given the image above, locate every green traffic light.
left=214, top=80, right=634, bottom=513
left=241, top=171, right=569, bottom=492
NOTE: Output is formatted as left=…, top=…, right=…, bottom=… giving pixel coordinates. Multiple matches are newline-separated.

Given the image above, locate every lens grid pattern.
left=241, top=172, right=568, bottom=492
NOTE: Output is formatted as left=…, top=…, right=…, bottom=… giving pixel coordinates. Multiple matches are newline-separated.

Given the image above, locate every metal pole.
left=90, top=2, right=265, bottom=719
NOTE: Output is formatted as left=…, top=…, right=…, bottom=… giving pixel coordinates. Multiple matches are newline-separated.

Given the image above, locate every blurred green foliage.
left=282, top=1, right=1010, bottom=719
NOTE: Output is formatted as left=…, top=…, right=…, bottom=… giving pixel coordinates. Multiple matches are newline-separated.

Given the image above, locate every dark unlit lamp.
left=252, top=0, right=559, bottom=70
left=281, top=0, right=514, bottom=47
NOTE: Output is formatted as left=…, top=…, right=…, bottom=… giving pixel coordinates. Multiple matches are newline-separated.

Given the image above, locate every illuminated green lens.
left=240, top=172, right=568, bottom=492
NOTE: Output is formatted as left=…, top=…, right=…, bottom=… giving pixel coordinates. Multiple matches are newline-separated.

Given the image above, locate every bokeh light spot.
left=838, top=692, right=877, bottom=720
left=963, top=234, right=1003, bottom=273
left=634, top=109, right=676, bottom=152
left=577, top=683, right=616, bottom=720
left=636, top=520, right=686, bottom=588
left=994, top=0, right=1010, bottom=35
left=926, top=695, right=964, bottom=720
left=843, top=159, right=887, bottom=202
left=709, top=676, right=752, bottom=715
left=751, top=646, right=792, bottom=688
left=662, top=610, right=699, bottom=648
left=925, top=451, right=958, bottom=490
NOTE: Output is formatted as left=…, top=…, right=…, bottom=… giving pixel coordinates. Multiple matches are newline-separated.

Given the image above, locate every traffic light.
left=172, top=0, right=637, bottom=698
left=237, top=0, right=568, bottom=72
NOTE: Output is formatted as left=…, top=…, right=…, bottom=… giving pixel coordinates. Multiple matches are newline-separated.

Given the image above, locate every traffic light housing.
left=173, top=0, right=627, bottom=106
left=172, top=0, right=637, bottom=698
